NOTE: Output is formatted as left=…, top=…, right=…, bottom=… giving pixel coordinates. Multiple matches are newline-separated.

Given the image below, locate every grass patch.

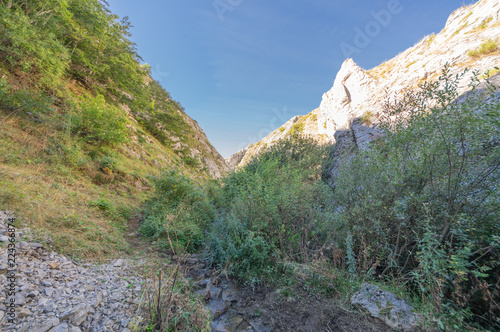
left=467, top=39, right=498, bottom=58
left=453, top=22, right=468, bottom=36
left=290, top=122, right=304, bottom=135
left=405, top=60, right=417, bottom=69
left=130, top=255, right=211, bottom=331
left=360, top=110, right=373, bottom=125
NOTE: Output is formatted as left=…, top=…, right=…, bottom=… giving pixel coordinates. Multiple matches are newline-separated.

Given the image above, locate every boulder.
left=351, top=283, right=420, bottom=331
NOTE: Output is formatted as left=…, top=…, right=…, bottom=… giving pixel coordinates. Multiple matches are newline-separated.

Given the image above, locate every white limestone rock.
left=351, top=283, right=420, bottom=331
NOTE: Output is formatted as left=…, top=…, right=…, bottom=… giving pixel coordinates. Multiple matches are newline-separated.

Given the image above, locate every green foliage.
left=70, top=94, right=128, bottom=146
left=467, top=39, right=498, bottom=58
left=279, top=126, right=285, bottom=132
left=89, top=197, right=114, bottom=212
left=99, top=156, right=118, bottom=172
left=140, top=171, right=215, bottom=253
left=0, top=1, right=70, bottom=87
left=0, top=77, right=53, bottom=114
left=0, top=0, right=145, bottom=94
left=290, top=122, right=304, bottom=135
left=332, top=66, right=500, bottom=329
left=183, top=156, right=199, bottom=168
left=208, top=136, right=334, bottom=282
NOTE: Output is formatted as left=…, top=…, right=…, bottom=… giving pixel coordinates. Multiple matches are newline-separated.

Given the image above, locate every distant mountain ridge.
left=230, top=0, right=500, bottom=168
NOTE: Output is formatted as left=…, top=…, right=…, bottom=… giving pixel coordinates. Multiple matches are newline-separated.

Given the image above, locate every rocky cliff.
left=230, top=0, right=500, bottom=169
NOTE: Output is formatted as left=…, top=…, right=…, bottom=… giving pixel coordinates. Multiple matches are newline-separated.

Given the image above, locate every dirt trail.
left=184, top=255, right=395, bottom=332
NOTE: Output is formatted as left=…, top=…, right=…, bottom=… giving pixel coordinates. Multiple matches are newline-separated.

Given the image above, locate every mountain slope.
left=231, top=0, right=500, bottom=168
left=0, top=0, right=227, bottom=258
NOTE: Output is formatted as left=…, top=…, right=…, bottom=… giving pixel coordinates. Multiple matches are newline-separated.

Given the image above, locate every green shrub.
left=290, top=122, right=304, bottom=135
left=140, top=171, right=214, bottom=253
left=332, top=66, right=500, bottom=329
left=99, top=156, right=118, bottom=172
left=0, top=78, right=53, bottom=114
left=71, top=94, right=128, bottom=146
left=208, top=136, right=334, bottom=282
left=183, top=156, right=199, bottom=168
left=0, top=4, right=69, bottom=88
left=89, top=198, right=114, bottom=212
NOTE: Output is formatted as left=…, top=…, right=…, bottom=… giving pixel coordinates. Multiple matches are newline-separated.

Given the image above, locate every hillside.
left=0, top=0, right=227, bottom=259
left=230, top=0, right=500, bottom=168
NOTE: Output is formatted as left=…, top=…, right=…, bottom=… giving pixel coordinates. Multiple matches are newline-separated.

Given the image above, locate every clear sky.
left=106, top=0, right=473, bottom=158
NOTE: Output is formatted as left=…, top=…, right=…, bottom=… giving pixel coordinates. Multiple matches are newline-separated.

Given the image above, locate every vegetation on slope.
left=0, top=0, right=224, bottom=259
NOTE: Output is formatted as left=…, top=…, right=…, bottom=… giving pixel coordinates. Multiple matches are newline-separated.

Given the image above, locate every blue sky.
left=106, top=0, right=472, bottom=158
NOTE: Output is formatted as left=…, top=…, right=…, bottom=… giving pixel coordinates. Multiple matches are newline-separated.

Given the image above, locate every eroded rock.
left=351, top=283, right=420, bottom=331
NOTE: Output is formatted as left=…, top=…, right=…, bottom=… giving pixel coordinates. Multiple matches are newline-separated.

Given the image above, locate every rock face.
left=230, top=108, right=331, bottom=168
left=351, top=283, right=420, bottom=331
left=230, top=0, right=500, bottom=169
left=180, top=113, right=230, bottom=178
left=318, top=58, right=379, bottom=142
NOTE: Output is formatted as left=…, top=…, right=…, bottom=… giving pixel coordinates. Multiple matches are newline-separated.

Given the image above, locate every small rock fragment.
left=60, top=303, right=91, bottom=326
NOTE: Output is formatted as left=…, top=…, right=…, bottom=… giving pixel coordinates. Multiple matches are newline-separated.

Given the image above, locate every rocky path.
left=184, top=255, right=394, bottom=332
left=0, top=213, right=146, bottom=331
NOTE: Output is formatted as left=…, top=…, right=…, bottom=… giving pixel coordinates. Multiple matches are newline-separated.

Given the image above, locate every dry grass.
left=467, top=39, right=499, bottom=58
left=130, top=254, right=211, bottom=331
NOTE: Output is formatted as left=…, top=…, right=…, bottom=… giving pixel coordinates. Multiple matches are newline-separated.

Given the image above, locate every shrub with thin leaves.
left=71, top=94, right=128, bottom=146
left=140, top=171, right=215, bottom=253
left=208, top=136, right=334, bottom=282
left=332, top=66, right=500, bottom=329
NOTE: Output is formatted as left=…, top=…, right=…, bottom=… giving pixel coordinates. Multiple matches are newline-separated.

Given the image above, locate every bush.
left=290, top=122, right=304, bottom=135
left=140, top=171, right=214, bottom=253
left=332, top=66, right=500, bottom=329
left=71, top=94, right=128, bottom=146
left=208, top=136, right=334, bottom=282
left=0, top=78, right=54, bottom=114
left=0, top=4, right=69, bottom=88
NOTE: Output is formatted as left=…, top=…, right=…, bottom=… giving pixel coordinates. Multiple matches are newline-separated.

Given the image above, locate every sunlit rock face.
left=230, top=0, right=500, bottom=169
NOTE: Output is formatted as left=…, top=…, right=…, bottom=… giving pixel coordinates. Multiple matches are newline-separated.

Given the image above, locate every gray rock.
left=68, top=326, right=82, bottom=332
left=18, top=308, right=31, bottom=318
left=41, top=280, right=52, bottom=287
left=31, top=243, right=43, bottom=249
left=60, top=303, right=91, bottom=326
left=351, top=283, right=420, bottom=331
left=29, top=317, right=60, bottom=332
left=44, top=288, right=54, bottom=297
left=51, top=322, right=69, bottom=332
left=113, top=259, right=125, bottom=267
left=0, top=236, right=9, bottom=242
left=15, top=293, right=27, bottom=306
left=209, top=285, right=222, bottom=299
